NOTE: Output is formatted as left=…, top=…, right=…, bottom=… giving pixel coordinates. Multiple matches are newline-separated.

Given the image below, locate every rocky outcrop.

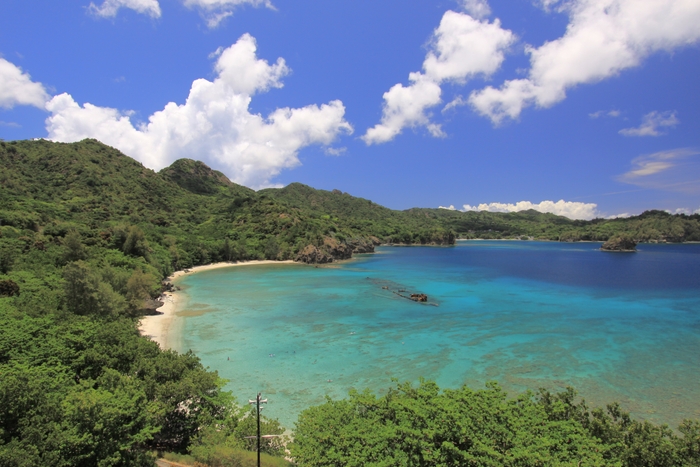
left=161, top=281, right=180, bottom=293
left=295, top=244, right=335, bottom=264
left=601, top=236, right=637, bottom=252
left=347, top=237, right=379, bottom=254
left=142, top=298, right=165, bottom=314
left=295, top=236, right=379, bottom=264
left=410, top=293, right=428, bottom=302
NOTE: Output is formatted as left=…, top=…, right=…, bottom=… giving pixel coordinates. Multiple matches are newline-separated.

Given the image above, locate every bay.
left=173, top=241, right=700, bottom=429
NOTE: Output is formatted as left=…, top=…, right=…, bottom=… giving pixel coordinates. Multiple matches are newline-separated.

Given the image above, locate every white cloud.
left=470, top=0, right=700, bottom=124
left=439, top=204, right=457, bottom=210
left=619, top=148, right=696, bottom=179
left=324, top=147, right=346, bottom=156
left=544, top=1, right=563, bottom=10
left=607, top=212, right=632, bottom=219
left=45, top=34, right=352, bottom=189
left=213, top=35, right=288, bottom=95
left=668, top=208, right=698, bottom=215
left=619, top=110, right=679, bottom=136
left=460, top=0, right=491, bottom=19
left=461, top=200, right=600, bottom=220
left=183, top=0, right=274, bottom=28
left=362, top=73, right=443, bottom=144
left=362, top=10, right=514, bottom=144
left=0, top=58, right=49, bottom=109
left=617, top=148, right=700, bottom=193
left=589, top=109, right=620, bottom=118
left=88, top=0, right=161, bottom=18
left=442, top=95, right=468, bottom=113
left=423, top=13, right=513, bottom=83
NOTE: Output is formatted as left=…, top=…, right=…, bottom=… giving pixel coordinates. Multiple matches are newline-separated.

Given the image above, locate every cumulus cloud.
left=363, top=73, right=443, bottom=144
left=183, top=0, right=274, bottom=28
left=617, top=148, right=700, bottom=193
left=439, top=204, right=457, bottom=210
left=0, top=58, right=50, bottom=109
left=619, top=110, right=679, bottom=136
left=362, top=9, right=515, bottom=144
left=470, top=0, right=700, bottom=124
left=461, top=200, right=600, bottom=220
left=88, top=0, right=161, bottom=18
left=45, top=34, right=352, bottom=189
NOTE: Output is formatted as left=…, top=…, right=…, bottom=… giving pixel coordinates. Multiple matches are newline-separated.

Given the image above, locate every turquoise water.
left=174, top=241, right=700, bottom=429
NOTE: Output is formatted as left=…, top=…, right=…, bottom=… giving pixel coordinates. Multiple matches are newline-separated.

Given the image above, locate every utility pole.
left=248, top=392, right=267, bottom=467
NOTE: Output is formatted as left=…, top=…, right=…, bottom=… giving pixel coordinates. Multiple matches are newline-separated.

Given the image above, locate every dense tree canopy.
left=292, top=381, right=700, bottom=467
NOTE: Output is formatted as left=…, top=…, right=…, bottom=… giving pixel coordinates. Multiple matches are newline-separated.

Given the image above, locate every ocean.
left=172, top=241, right=700, bottom=429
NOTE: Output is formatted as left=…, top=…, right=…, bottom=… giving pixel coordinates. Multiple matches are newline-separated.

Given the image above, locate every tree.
left=122, top=225, right=149, bottom=258
left=58, top=369, right=159, bottom=467
left=0, top=279, right=20, bottom=297
left=125, top=268, right=157, bottom=314
left=0, top=242, right=17, bottom=274
left=264, top=236, right=280, bottom=260
left=222, top=237, right=234, bottom=262
left=676, top=420, right=700, bottom=467
left=63, top=229, right=87, bottom=263
left=63, top=261, right=126, bottom=317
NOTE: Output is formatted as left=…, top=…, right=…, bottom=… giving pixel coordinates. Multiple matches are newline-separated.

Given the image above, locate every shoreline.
left=138, top=260, right=296, bottom=349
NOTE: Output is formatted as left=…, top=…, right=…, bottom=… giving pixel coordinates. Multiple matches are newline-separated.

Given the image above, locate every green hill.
left=0, top=139, right=456, bottom=271
left=260, top=182, right=456, bottom=245
left=160, top=158, right=247, bottom=196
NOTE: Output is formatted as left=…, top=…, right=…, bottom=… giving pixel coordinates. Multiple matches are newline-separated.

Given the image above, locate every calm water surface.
left=173, top=241, right=700, bottom=429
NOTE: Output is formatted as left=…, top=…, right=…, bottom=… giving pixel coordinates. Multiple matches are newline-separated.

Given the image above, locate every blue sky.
left=1, top=0, right=699, bottom=219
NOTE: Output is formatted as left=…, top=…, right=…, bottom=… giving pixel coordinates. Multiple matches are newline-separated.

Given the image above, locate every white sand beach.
left=138, top=260, right=295, bottom=349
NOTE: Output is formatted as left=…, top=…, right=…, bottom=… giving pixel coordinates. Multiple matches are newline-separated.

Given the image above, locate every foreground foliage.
left=292, top=381, right=700, bottom=467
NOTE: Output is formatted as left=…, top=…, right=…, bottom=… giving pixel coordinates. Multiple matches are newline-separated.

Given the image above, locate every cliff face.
left=295, top=236, right=379, bottom=263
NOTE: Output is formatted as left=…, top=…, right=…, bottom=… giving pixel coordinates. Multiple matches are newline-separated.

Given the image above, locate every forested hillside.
left=0, top=139, right=297, bottom=466
left=2, top=138, right=699, bottom=466
left=414, top=207, right=700, bottom=242
left=0, top=138, right=454, bottom=465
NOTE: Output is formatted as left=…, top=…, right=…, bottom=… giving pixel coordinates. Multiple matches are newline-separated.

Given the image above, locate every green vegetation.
left=1, top=138, right=699, bottom=465
left=260, top=183, right=456, bottom=245
left=419, top=207, right=700, bottom=242
left=0, top=138, right=452, bottom=465
left=292, top=380, right=700, bottom=467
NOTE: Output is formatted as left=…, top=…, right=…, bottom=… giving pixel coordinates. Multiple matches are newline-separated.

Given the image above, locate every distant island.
left=601, top=235, right=638, bottom=251
left=2, top=138, right=699, bottom=466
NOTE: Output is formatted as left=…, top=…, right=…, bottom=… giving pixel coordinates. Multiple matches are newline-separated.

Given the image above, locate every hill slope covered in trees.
left=2, top=138, right=699, bottom=466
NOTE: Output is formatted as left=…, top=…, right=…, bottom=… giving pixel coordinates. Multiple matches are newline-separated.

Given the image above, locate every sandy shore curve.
left=138, top=260, right=296, bottom=349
